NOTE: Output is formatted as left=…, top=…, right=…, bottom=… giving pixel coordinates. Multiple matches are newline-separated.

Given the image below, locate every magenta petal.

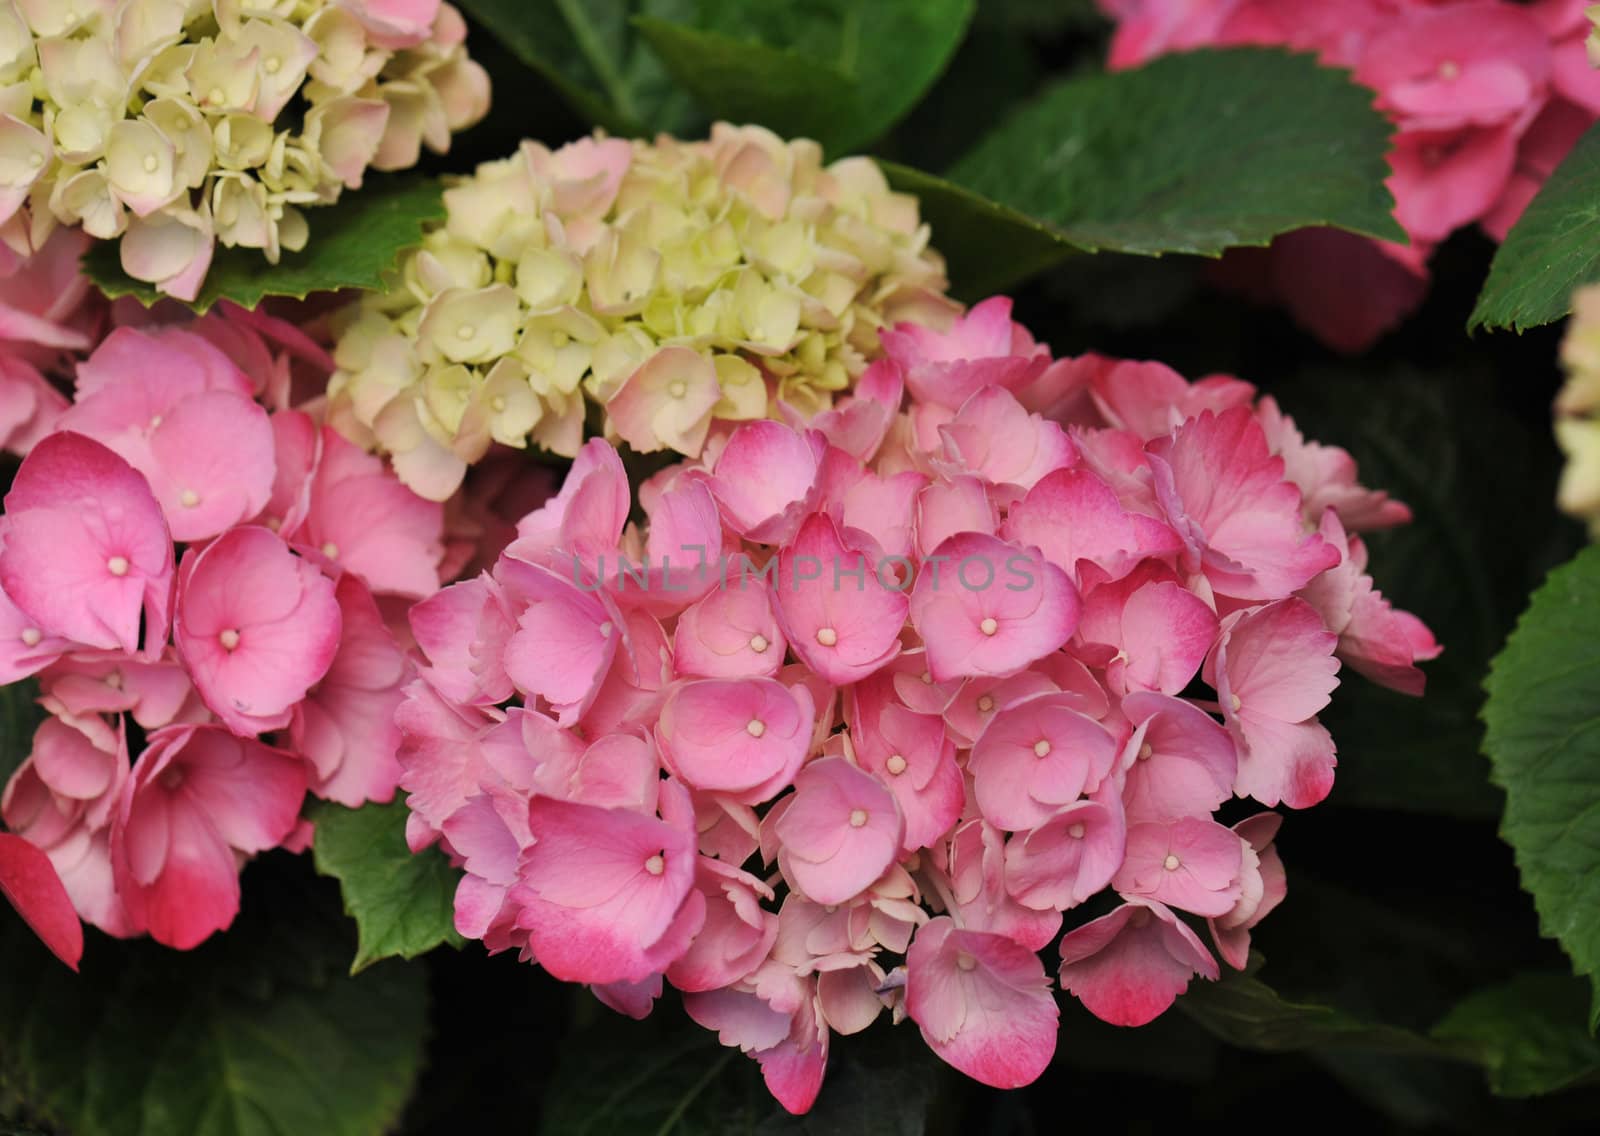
left=0, top=833, right=84, bottom=970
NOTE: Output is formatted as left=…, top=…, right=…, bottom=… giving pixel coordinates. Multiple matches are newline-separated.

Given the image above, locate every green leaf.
left=455, top=0, right=700, bottom=136
left=309, top=797, right=463, bottom=975
left=1434, top=974, right=1600, bottom=1097
left=538, top=1022, right=760, bottom=1134
left=895, top=47, right=1402, bottom=295
left=1483, top=543, right=1600, bottom=1029
left=0, top=861, right=427, bottom=1136
left=1178, top=959, right=1456, bottom=1058
left=462, top=1, right=971, bottom=153
left=539, top=1016, right=937, bottom=1134
left=634, top=0, right=974, bottom=155
left=881, top=162, right=1079, bottom=299
left=1472, top=120, right=1600, bottom=331
left=82, top=177, right=445, bottom=314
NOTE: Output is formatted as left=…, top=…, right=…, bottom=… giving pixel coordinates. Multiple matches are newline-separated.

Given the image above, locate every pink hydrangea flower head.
left=0, top=431, right=174, bottom=656
left=904, top=916, right=1058, bottom=1088
left=174, top=525, right=342, bottom=737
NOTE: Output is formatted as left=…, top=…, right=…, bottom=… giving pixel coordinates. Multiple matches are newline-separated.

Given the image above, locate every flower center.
left=1068, top=823, right=1086, bottom=839
left=1437, top=59, right=1459, bottom=80
left=815, top=627, right=838, bottom=647
left=643, top=853, right=665, bottom=875
left=142, top=154, right=159, bottom=173
left=749, top=634, right=769, bottom=653
left=456, top=324, right=476, bottom=340
left=848, top=808, right=868, bottom=828
left=321, top=542, right=339, bottom=560
left=886, top=754, right=907, bottom=776
left=956, top=951, right=977, bottom=972
left=106, top=556, right=130, bottom=576
left=180, top=488, right=200, bottom=507
left=979, top=617, right=998, bottom=636
left=668, top=379, right=687, bottom=399
left=1230, top=694, right=1242, bottom=712
left=746, top=718, right=766, bottom=738
left=976, top=694, right=995, bottom=713
left=1163, top=854, right=1181, bottom=871
left=1033, top=739, right=1051, bottom=757
left=219, top=629, right=241, bottom=651
left=19, top=628, right=41, bottom=647
left=1138, top=743, right=1153, bottom=761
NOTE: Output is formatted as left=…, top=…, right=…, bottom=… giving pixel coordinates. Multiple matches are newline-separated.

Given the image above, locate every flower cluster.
left=1097, top=0, right=1600, bottom=351
left=0, top=310, right=456, bottom=950
left=395, top=296, right=1439, bottom=1111
left=326, top=125, right=952, bottom=501
left=1557, top=282, right=1600, bottom=533
left=0, top=0, right=488, bottom=301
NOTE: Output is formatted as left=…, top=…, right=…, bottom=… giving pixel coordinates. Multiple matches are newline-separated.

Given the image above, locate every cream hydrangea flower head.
left=0, top=0, right=489, bottom=301
left=327, top=123, right=954, bottom=501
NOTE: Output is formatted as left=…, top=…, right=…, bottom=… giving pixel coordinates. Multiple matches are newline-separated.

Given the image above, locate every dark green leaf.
left=0, top=861, right=427, bottom=1136
left=538, top=1022, right=761, bottom=1134
left=1472, top=120, right=1600, bottom=331
left=461, top=1, right=970, bottom=152
left=539, top=1015, right=937, bottom=1135
left=1178, top=959, right=1455, bottom=1057
left=82, top=177, right=445, bottom=314
left=899, top=47, right=1402, bottom=295
left=635, top=0, right=973, bottom=155
left=454, top=0, right=701, bottom=137
left=309, top=797, right=463, bottom=975
left=1483, top=543, right=1600, bottom=1028
left=882, top=162, right=1078, bottom=299
left=1435, top=974, right=1600, bottom=1097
